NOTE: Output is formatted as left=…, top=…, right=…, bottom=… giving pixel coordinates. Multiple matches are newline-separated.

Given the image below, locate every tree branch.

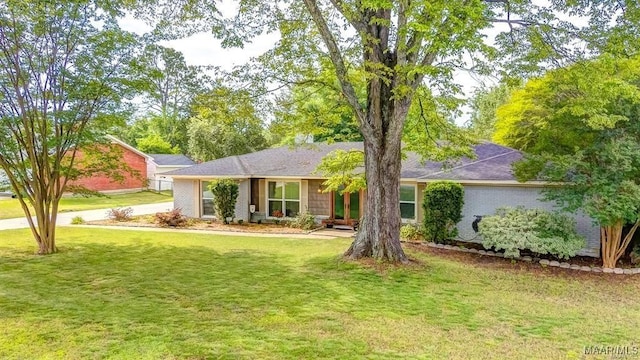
left=301, top=0, right=370, bottom=137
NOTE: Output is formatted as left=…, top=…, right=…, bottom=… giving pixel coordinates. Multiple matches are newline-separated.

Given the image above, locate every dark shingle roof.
left=167, top=142, right=522, bottom=181
left=149, top=154, right=196, bottom=166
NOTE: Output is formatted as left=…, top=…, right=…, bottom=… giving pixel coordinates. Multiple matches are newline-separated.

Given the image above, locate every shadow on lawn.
left=0, top=242, right=484, bottom=330
left=0, top=243, right=340, bottom=325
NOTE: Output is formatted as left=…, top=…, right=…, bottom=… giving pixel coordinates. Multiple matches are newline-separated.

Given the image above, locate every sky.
left=118, top=2, right=564, bottom=126
left=119, top=1, right=279, bottom=72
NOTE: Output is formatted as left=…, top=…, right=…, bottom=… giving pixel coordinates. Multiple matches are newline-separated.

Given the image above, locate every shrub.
left=400, top=224, right=425, bottom=241
left=155, top=208, right=188, bottom=227
left=108, top=207, right=133, bottom=222
left=479, top=207, right=585, bottom=259
left=209, top=179, right=239, bottom=224
left=630, top=245, right=640, bottom=266
left=237, top=219, right=244, bottom=225
left=70, top=216, right=85, bottom=225
left=290, top=212, right=317, bottom=230
left=422, top=181, right=464, bottom=244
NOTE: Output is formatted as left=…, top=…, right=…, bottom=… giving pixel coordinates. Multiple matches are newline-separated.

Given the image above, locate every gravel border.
left=416, top=241, right=640, bottom=275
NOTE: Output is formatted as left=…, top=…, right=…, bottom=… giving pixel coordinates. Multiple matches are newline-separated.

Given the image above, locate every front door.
left=333, top=188, right=360, bottom=224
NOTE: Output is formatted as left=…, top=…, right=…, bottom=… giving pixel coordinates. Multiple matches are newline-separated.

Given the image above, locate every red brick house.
left=69, top=135, right=150, bottom=192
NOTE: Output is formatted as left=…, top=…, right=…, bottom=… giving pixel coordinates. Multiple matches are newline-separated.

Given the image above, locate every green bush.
left=209, top=179, right=239, bottom=224
left=630, top=245, right=640, bottom=266
left=70, top=216, right=85, bottom=225
left=290, top=212, right=317, bottom=230
left=422, top=181, right=464, bottom=244
left=479, top=207, right=585, bottom=259
left=400, top=224, right=425, bottom=241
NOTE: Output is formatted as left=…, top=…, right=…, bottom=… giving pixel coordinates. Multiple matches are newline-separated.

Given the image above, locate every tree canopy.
left=496, top=55, right=640, bottom=267
left=187, top=86, right=269, bottom=162
left=0, top=0, right=140, bottom=254
left=467, top=82, right=520, bottom=140
left=122, top=44, right=213, bottom=152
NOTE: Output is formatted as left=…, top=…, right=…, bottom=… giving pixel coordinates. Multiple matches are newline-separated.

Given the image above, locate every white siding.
left=146, top=161, right=156, bottom=188
left=173, top=179, right=198, bottom=217
left=454, top=185, right=600, bottom=257
left=235, top=179, right=250, bottom=222
left=150, top=166, right=192, bottom=191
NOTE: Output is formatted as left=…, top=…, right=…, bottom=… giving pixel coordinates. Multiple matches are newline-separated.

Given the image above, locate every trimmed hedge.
left=422, top=181, right=464, bottom=244
left=209, top=179, right=239, bottom=224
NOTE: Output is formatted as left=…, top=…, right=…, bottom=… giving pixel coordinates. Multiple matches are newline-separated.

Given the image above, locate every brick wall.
left=69, top=143, right=148, bottom=192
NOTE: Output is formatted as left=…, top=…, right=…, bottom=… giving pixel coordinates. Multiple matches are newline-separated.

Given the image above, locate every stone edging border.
left=417, top=242, right=640, bottom=275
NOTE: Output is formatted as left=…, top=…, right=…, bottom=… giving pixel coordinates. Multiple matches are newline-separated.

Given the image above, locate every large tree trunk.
left=344, top=136, right=408, bottom=263
left=600, top=220, right=639, bottom=268
left=302, top=2, right=413, bottom=263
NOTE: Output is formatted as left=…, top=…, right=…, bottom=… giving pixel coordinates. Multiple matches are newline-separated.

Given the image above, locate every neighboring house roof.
left=148, top=154, right=196, bottom=167
left=167, top=142, right=525, bottom=182
left=105, top=135, right=151, bottom=160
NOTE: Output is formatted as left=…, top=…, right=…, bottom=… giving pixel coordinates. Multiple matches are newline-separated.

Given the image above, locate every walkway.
left=0, top=202, right=173, bottom=231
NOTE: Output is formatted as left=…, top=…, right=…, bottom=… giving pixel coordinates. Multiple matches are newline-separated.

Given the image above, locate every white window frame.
left=201, top=180, right=216, bottom=218
left=400, top=183, right=417, bottom=222
left=266, top=180, right=301, bottom=219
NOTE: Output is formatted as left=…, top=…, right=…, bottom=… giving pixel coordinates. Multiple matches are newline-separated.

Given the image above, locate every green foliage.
left=498, top=56, right=640, bottom=229
left=108, top=207, right=134, bottom=222
left=494, top=56, right=640, bottom=154
left=135, top=133, right=180, bottom=154
left=289, top=212, right=318, bottom=231
left=124, top=44, right=212, bottom=152
left=479, top=207, right=585, bottom=260
left=631, top=245, right=640, bottom=266
left=400, top=224, right=425, bottom=242
left=0, top=170, right=8, bottom=191
left=0, top=0, right=141, bottom=252
left=70, top=216, right=85, bottom=225
left=467, top=82, right=520, bottom=140
left=270, top=66, right=364, bottom=145
left=187, top=86, right=269, bottom=162
left=208, top=179, right=239, bottom=224
left=315, top=149, right=366, bottom=194
left=422, top=182, right=464, bottom=244
left=155, top=208, right=188, bottom=227
left=402, top=88, right=478, bottom=163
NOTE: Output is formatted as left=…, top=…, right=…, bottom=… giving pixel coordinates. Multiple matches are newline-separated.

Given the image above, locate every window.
left=268, top=181, right=300, bottom=217
left=400, top=185, right=416, bottom=220
left=202, top=181, right=215, bottom=217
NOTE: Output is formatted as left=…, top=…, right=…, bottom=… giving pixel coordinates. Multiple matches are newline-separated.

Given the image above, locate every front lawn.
left=0, top=228, right=638, bottom=359
left=0, top=191, right=172, bottom=220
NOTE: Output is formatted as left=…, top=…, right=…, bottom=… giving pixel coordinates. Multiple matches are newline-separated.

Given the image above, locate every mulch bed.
left=405, top=243, right=640, bottom=283
left=86, top=217, right=311, bottom=234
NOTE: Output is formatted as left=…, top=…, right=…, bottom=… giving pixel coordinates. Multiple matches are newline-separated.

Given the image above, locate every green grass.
left=0, top=191, right=172, bottom=220
left=1, top=228, right=639, bottom=359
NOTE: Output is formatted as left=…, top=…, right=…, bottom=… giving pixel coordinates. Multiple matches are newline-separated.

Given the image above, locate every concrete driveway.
left=0, top=202, right=173, bottom=231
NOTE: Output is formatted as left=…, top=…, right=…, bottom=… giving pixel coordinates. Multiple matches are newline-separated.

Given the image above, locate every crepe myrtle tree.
left=136, top=0, right=636, bottom=262
left=0, top=0, right=140, bottom=254
left=498, top=56, right=640, bottom=268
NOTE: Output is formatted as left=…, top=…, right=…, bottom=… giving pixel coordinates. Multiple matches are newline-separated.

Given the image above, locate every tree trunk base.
left=36, top=243, right=57, bottom=255
left=344, top=221, right=409, bottom=264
